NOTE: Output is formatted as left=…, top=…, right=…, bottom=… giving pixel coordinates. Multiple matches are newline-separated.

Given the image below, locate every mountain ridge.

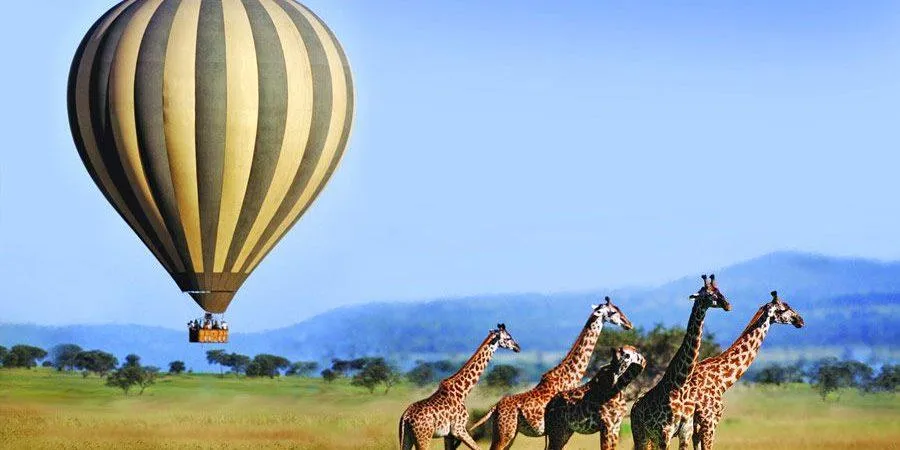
left=2, top=251, right=898, bottom=370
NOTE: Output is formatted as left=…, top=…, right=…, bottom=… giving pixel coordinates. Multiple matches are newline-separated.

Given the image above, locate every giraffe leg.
left=695, top=409, right=722, bottom=450
left=691, top=414, right=702, bottom=450
left=400, top=419, right=415, bottom=450
left=676, top=417, right=692, bottom=450
left=489, top=407, right=517, bottom=450
left=444, top=436, right=462, bottom=450
left=412, top=422, right=433, bottom=450
left=632, top=426, right=655, bottom=450
left=600, top=420, right=622, bottom=450
left=451, top=424, right=480, bottom=450
left=546, top=426, right=573, bottom=450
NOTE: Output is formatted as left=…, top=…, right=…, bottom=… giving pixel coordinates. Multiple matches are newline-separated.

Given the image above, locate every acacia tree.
left=485, top=364, right=521, bottom=390
left=106, top=354, right=158, bottom=395
left=869, top=365, right=900, bottom=392
left=206, top=349, right=226, bottom=374
left=222, top=353, right=251, bottom=375
left=351, top=358, right=401, bottom=394
left=406, top=360, right=455, bottom=387
left=74, top=350, right=118, bottom=377
left=809, top=358, right=874, bottom=400
left=2, top=345, right=47, bottom=369
left=50, top=344, right=83, bottom=372
left=168, top=361, right=186, bottom=375
left=752, top=363, right=805, bottom=386
left=321, top=368, right=338, bottom=383
left=285, top=361, right=319, bottom=377
left=246, top=354, right=290, bottom=378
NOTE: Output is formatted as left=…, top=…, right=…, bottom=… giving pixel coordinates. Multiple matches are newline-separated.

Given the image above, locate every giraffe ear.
left=591, top=304, right=599, bottom=310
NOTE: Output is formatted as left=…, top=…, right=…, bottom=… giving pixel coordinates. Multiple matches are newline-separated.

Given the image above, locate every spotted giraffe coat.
left=545, top=346, right=646, bottom=450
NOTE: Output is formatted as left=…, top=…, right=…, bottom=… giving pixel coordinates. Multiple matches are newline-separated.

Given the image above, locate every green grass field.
left=1, top=368, right=898, bottom=449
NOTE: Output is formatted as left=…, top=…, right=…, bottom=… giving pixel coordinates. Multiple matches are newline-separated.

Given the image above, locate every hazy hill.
left=2, top=252, right=898, bottom=370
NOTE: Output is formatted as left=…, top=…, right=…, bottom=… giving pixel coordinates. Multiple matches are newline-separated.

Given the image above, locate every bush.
left=106, top=355, right=158, bottom=395
left=407, top=360, right=455, bottom=387
left=752, top=363, right=805, bottom=385
left=246, top=354, right=290, bottom=378
left=485, top=364, right=521, bottom=390
left=809, top=358, right=873, bottom=399
left=168, top=361, right=186, bottom=375
left=331, top=358, right=371, bottom=377
left=285, top=361, right=318, bottom=377
left=868, top=364, right=899, bottom=392
left=351, top=358, right=401, bottom=394
left=321, top=368, right=338, bottom=383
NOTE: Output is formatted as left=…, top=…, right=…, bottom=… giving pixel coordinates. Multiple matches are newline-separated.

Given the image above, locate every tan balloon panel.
left=67, top=0, right=354, bottom=313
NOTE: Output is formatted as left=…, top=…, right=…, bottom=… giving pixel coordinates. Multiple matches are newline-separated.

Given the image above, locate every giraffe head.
left=590, top=296, right=634, bottom=330
left=490, top=323, right=521, bottom=352
left=689, top=273, right=732, bottom=311
left=765, top=290, right=805, bottom=328
left=611, top=345, right=646, bottom=383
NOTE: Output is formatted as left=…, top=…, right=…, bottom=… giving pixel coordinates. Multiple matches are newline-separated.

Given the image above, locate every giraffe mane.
left=738, top=304, right=769, bottom=336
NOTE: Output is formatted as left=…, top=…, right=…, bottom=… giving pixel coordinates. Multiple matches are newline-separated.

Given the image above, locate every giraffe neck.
left=659, top=300, right=708, bottom=392
left=714, top=309, right=771, bottom=388
left=540, top=316, right=603, bottom=388
left=443, top=335, right=498, bottom=398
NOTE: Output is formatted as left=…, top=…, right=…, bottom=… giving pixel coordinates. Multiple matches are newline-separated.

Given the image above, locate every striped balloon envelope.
left=67, top=0, right=354, bottom=314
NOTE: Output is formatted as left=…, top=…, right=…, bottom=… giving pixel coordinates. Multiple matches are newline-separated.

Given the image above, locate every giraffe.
left=630, top=274, right=731, bottom=450
left=674, top=290, right=804, bottom=450
left=469, top=297, right=634, bottom=450
left=399, top=323, right=521, bottom=450
left=544, top=345, right=647, bottom=450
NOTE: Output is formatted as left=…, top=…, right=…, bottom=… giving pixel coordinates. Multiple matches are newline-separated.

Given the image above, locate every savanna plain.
left=1, top=368, right=897, bottom=450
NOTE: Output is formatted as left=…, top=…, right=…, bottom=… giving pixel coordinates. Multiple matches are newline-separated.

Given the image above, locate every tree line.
left=749, top=357, right=899, bottom=399
left=2, top=329, right=897, bottom=400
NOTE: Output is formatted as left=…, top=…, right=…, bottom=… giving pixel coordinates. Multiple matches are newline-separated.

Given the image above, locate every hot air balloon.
left=67, top=0, right=354, bottom=342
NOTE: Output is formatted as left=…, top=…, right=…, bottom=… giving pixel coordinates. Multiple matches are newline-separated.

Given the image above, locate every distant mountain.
left=2, top=252, right=898, bottom=370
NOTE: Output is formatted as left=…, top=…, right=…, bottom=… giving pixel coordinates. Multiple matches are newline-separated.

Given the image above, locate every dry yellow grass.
left=1, top=369, right=898, bottom=449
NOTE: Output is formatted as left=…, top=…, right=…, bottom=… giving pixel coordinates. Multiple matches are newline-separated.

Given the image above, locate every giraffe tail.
left=398, top=416, right=406, bottom=450
left=468, top=405, right=495, bottom=433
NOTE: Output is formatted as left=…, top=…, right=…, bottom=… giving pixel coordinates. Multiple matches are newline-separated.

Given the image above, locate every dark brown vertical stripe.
left=239, top=0, right=333, bottom=271
left=68, top=3, right=128, bottom=219
left=195, top=0, right=227, bottom=273
left=134, top=0, right=194, bottom=271
left=243, top=4, right=355, bottom=272
left=89, top=1, right=180, bottom=272
left=286, top=3, right=355, bottom=238
left=69, top=1, right=175, bottom=273
left=222, top=0, right=289, bottom=270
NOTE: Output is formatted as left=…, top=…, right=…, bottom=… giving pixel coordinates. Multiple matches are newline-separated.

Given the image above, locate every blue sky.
left=1, top=1, right=899, bottom=331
